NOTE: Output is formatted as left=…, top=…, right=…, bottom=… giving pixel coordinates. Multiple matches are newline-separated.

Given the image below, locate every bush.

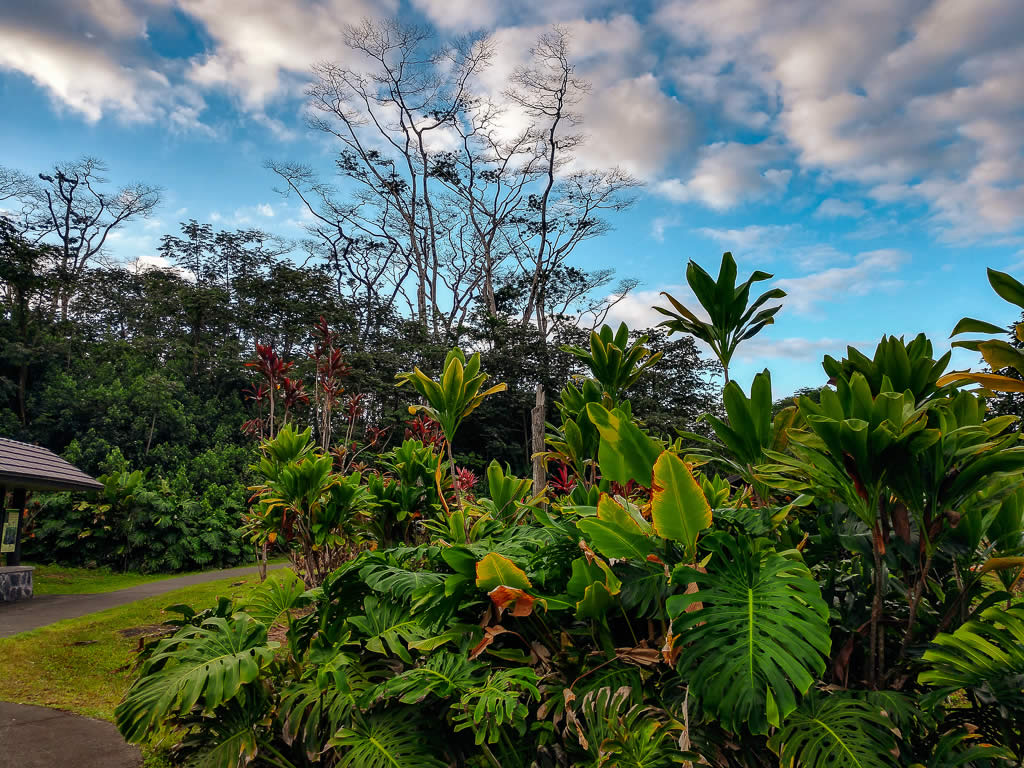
left=114, top=274, right=1024, bottom=766
left=23, top=449, right=247, bottom=573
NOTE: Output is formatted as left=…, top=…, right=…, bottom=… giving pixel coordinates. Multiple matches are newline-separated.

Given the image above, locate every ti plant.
left=396, top=348, right=507, bottom=511
left=562, top=322, right=663, bottom=403
left=655, top=251, right=786, bottom=384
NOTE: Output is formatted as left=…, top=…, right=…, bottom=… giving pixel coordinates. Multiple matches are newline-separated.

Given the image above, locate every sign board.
left=1, top=510, right=18, bottom=553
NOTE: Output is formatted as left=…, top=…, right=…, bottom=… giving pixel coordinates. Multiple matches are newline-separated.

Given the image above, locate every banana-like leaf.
left=587, top=402, right=663, bottom=487
left=475, top=552, right=532, bottom=591
left=936, top=371, right=1024, bottom=392
left=116, top=616, right=275, bottom=743
left=650, top=451, right=711, bottom=554
left=768, top=693, right=899, bottom=768
left=568, top=554, right=622, bottom=620
left=577, top=493, right=654, bottom=561
left=667, top=535, right=831, bottom=734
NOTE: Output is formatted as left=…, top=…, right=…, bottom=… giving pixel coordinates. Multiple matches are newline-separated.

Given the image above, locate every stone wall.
left=0, top=566, right=33, bottom=602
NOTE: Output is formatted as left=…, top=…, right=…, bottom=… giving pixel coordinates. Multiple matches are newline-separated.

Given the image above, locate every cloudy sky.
left=2, top=0, right=1023, bottom=396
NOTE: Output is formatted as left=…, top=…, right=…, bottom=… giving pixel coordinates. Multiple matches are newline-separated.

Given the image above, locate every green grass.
left=0, top=573, right=263, bottom=721
left=27, top=563, right=174, bottom=595
left=26, top=558, right=286, bottom=595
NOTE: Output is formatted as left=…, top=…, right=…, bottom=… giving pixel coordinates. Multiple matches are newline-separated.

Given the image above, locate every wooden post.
left=531, top=384, right=546, bottom=495
left=9, top=487, right=26, bottom=567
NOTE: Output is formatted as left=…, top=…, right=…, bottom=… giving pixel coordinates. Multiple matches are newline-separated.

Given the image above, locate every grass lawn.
left=0, top=572, right=263, bottom=721
left=28, top=563, right=173, bottom=595
left=27, top=558, right=284, bottom=595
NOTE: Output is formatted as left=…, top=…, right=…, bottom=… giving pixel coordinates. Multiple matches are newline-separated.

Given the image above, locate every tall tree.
left=23, top=157, right=161, bottom=320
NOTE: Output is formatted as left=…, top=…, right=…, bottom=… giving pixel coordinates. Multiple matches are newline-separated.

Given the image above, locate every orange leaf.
left=488, top=585, right=537, bottom=618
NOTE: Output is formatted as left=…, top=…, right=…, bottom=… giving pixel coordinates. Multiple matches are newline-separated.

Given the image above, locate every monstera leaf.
left=667, top=535, right=831, bottom=734
left=919, top=603, right=1024, bottom=714
left=331, top=714, right=447, bottom=768
left=768, top=693, right=900, bottom=768
left=116, top=616, right=275, bottom=743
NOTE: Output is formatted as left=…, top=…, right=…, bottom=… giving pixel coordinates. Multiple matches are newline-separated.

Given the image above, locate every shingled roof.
left=0, top=438, right=104, bottom=492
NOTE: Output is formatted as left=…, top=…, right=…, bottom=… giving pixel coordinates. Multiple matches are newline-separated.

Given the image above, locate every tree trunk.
left=531, top=384, right=546, bottom=494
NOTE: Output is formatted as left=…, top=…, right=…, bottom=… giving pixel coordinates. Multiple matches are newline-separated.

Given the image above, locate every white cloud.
left=695, top=224, right=792, bottom=253
left=256, top=203, right=274, bottom=218
left=814, top=198, right=866, bottom=219
left=411, top=0, right=498, bottom=31
left=775, top=248, right=909, bottom=314
left=657, top=0, right=1024, bottom=237
left=656, top=140, right=792, bottom=209
left=650, top=214, right=682, bottom=242
left=735, top=336, right=854, bottom=362
left=0, top=4, right=205, bottom=127
left=603, top=285, right=702, bottom=331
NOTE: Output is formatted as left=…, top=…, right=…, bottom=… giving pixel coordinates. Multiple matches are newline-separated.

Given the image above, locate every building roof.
left=0, top=438, right=104, bottom=492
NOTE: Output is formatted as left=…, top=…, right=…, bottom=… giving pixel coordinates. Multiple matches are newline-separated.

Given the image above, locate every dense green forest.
left=0, top=190, right=718, bottom=570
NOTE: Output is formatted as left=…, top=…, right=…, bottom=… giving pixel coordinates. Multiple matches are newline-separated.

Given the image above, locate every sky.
left=2, top=0, right=1023, bottom=397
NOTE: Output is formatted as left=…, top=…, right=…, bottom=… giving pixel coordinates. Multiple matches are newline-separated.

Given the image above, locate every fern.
left=331, top=714, right=447, bottom=768
left=768, top=693, right=899, bottom=768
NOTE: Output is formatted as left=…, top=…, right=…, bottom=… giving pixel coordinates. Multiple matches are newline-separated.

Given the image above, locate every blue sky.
left=2, top=0, right=1023, bottom=397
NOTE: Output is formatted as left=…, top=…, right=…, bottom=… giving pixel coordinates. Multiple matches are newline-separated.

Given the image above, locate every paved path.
left=0, top=563, right=286, bottom=638
left=0, top=701, right=140, bottom=768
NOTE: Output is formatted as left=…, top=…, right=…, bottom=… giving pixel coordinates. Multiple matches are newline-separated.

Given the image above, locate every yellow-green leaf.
left=651, top=451, right=711, bottom=552
left=475, top=553, right=531, bottom=591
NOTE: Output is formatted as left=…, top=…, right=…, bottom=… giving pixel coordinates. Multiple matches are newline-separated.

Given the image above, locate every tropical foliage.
left=115, top=264, right=1024, bottom=766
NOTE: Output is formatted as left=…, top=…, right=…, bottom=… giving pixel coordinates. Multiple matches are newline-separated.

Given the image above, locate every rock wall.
left=0, top=566, right=33, bottom=601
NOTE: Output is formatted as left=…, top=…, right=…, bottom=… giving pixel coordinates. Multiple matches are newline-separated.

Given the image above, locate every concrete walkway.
left=0, top=701, right=140, bottom=768
left=0, top=563, right=285, bottom=638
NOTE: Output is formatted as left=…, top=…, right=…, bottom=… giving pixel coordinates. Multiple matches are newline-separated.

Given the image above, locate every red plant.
left=454, top=466, right=479, bottom=492
left=404, top=414, right=445, bottom=449
left=548, top=463, right=577, bottom=495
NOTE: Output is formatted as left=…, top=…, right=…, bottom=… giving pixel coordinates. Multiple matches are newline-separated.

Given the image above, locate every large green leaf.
left=116, top=616, right=275, bottom=743
left=347, top=596, right=432, bottom=664
left=586, top=403, right=663, bottom=487
left=667, top=535, right=831, bottom=734
left=768, top=693, right=899, bottom=768
left=475, top=552, right=532, bottom=591
left=577, top=494, right=654, bottom=560
left=650, top=451, right=711, bottom=553
left=332, top=714, right=447, bottom=768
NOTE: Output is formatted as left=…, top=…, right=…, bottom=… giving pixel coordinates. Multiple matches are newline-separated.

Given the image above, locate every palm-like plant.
left=397, top=348, right=506, bottom=510
left=562, top=322, right=663, bottom=403
left=654, top=252, right=785, bottom=384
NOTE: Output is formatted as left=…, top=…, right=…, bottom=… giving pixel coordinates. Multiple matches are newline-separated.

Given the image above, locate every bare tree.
left=29, top=157, right=161, bottom=320
left=270, top=20, right=639, bottom=345
left=505, top=27, right=640, bottom=338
